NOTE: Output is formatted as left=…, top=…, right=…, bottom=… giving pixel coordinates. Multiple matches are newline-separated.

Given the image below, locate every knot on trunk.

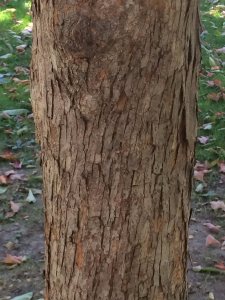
left=58, top=13, right=117, bottom=59
left=78, top=94, right=99, bottom=120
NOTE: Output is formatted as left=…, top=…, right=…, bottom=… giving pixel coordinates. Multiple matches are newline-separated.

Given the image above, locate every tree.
left=31, top=1, right=200, bottom=299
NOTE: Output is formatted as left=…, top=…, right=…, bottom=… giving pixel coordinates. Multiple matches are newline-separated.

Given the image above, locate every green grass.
left=0, top=0, right=32, bottom=153
left=0, top=1, right=31, bottom=31
left=197, top=1, right=225, bottom=162
left=0, top=0, right=31, bottom=108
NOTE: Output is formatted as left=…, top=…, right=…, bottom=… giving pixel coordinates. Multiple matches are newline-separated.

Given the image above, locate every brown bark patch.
left=149, top=0, right=166, bottom=11
left=115, top=92, right=128, bottom=112
left=76, top=242, right=84, bottom=269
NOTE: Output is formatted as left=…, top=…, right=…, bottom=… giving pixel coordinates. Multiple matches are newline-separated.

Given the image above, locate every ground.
left=0, top=0, right=225, bottom=299
left=189, top=181, right=225, bottom=299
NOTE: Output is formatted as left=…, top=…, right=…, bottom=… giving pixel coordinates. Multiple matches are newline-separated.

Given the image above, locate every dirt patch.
left=188, top=219, right=225, bottom=299
left=188, top=182, right=225, bottom=300
left=0, top=189, right=44, bottom=300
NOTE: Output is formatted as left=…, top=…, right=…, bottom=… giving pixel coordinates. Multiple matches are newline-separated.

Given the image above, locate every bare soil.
left=188, top=181, right=225, bottom=300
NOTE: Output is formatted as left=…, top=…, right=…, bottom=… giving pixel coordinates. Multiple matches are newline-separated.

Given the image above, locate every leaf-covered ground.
left=0, top=1, right=44, bottom=300
left=189, top=1, right=225, bottom=299
left=0, top=0, right=225, bottom=299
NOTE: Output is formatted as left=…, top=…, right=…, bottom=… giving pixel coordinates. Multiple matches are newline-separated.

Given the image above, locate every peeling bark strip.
left=31, top=1, right=200, bottom=299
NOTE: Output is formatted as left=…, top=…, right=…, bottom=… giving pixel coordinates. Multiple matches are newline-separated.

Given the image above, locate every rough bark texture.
left=31, top=1, right=200, bottom=299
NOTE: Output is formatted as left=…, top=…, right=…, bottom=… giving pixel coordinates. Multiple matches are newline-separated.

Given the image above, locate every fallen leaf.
left=0, top=150, right=17, bottom=161
left=21, top=28, right=32, bottom=36
left=194, top=170, right=205, bottom=181
left=26, top=189, right=36, bottom=203
left=0, top=175, right=8, bottom=184
left=215, top=111, right=225, bottom=117
left=15, top=66, right=29, bottom=75
left=203, top=223, right=221, bottom=233
left=209, top=159, right=219, bottom=168
left=4, top=241, right=15, bottom=250
left=192, top=265, right=202, bottom=272
left=208, top=93, right=221, bottom=102
left=207, top=72, right=214, bottom=77
left=214, top=79, right=222, bottom=87
left=202, top=123, right=213, bottom=130
left=0, top=186, right=7, bottom=194
left=6, top=88, right=16, bottom=93
left=198, top=136, right=209, bottom=144
left=17, top=126, right=28, bottom=135
left=211, top=66, right=220, bottom=70
left=6, top=170, right=27, bottom=181
left=194, top=161, right=209, bottom=171
left=25, top=164, right=36, bottom=169
left=201, top=190, right=217, bottom=197
left=11, top=293, right=33, bottom=300
left=10, top=200, right=20, bottom=213
left=206, top=234, right=221, bottom=247
left=207, top=80, right=215, bottom=87
left=5, top=201, right=21, bottom=219
left=10, top=173, right=27, bottom=181
left=0, top=112, right=10, bottom=119
left=214, top=262, right=225, bottom=270
left=221, top=241, right=225, bottom=251
left=27, top=113, right=33, bottom=119
left=219, top=162, right=225, bottom=173
left=10, top=160, right=22, bottom=169
left=4, top=128, right=13, bottom=134
left=5, top=211, right=16, bottom=219
left=1, top=109, right=29, bottom=116
left=5, top=170, right=15, bottom=177
left=194, top=162, right=211, bottom=182
left=210, top=200, right=225, bottom=211
left=216, top=46, right=225, bottom=53
left=208, top=292, right=215, bottom=300
left=0, top=53, right=12, bottom=59
left=195, top=183, right=204, bottom=193
left=209, top=56, right=217, bottom=67
left=11, top=292, right=33, bottom=300
left=16, top=44, right=27, bottom=52
left=12, top=78, right=30, bottom=85
left=2, top=254, right=23, bottom=265
left=31, top=188, right=42, bottom=195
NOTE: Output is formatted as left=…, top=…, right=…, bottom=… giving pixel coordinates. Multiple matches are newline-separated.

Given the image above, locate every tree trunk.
left=31, top=1, right=200, bottom=299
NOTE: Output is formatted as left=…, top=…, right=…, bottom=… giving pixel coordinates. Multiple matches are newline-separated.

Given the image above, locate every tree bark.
left=31, top=1, right=200, bottom=299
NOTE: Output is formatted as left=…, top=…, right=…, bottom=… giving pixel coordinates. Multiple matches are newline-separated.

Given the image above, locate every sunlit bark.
left=31, top=1, right=200, bottom=299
